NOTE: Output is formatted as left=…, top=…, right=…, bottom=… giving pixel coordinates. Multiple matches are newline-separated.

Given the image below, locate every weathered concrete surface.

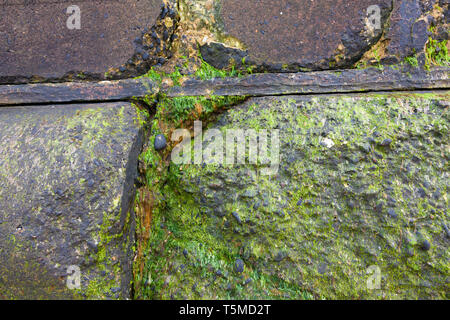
left=0, top=0, right=176, bottom=83
left=0, top=102, right=145, bottom=299
left=197, top=0, right=392, bottom=71
left=141, top=92, right=449, bottom=299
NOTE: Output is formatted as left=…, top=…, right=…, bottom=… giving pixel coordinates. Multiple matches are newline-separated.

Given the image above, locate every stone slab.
left=1, top=67, right=448, bottom=106
left=147, top=91, right=450, bottom=299
left=166, top=66, right=450, bottom=97
left=0, top=102, right=145, bottom=299
left=0, top=78, right=156, bottom=106
left=0, top=0, right=163, bottom=83
left=201, top=0, right=392, bottom=70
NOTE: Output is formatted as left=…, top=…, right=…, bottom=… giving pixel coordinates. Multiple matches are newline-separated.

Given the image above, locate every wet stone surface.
left=0, top=0, right=164, bottom=83
left=146, top=92, right=450, bottom=299
left=383, top=0, right=449, bottom=64
left=0, top=102, right=144, bottom=299
left=201, top=0, right=392, bottom=71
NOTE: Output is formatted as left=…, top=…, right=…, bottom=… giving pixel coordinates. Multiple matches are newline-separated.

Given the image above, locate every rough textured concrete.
left=0, top=102, right=145, bottom=299
left=0, top=0, right=164, bottom=83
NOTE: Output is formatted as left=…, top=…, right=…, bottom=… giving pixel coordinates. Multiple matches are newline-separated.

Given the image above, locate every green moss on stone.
left=136, top=92, right=449, bottom=299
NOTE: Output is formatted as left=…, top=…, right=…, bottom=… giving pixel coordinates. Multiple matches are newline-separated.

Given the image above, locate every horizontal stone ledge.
left=0, top=67, right=449, bottom=106
left=0, top=78, right=157, bottom=106
left=166, top=67, right=450, bottom=97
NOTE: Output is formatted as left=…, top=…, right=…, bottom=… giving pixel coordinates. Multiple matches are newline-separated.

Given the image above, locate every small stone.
left=163, top=30, right=169, bottom=41
left=232, top=211, right=242, bottom=224
left=87, top=179, right=95, bottom=188
left=387, top=208, right=398, bottom=218
left=154, top=134, right=167, bottom=150
left=360, top=143, right=371, bottom=153
left=111, top=287, right=120, bottom=294
left=420, top=240, right=431, bottom=251
left=234, top=258, right=244, bottom=273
